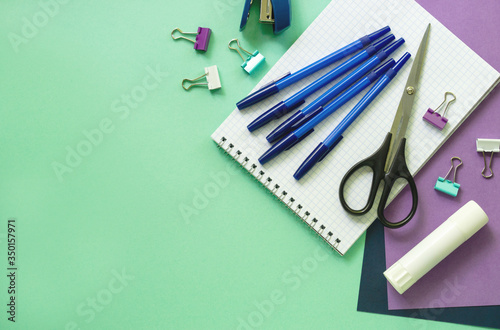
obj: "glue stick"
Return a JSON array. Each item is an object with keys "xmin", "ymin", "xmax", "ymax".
[{"xmin": 384, "ymin": 200, "xmax": 489, "ymax": 294}]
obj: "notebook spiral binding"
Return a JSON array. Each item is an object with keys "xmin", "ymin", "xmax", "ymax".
[{"xmin": 216, "ymin": 136, "xmax": 343, "ymax": 255}]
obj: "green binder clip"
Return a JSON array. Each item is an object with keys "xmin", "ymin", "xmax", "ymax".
[
  {"xmin": 228, "ymin": 39, "xmax": 265, "ymax": 75},
  {"xmin": 434, "ymin": 157, "xmax": 463, "ymax": 197}
]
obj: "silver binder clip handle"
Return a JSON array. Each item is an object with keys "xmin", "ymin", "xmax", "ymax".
[
  {"xmin": 481, "ymin": 151, "xmax": 494, "ymax": 179},
  {"xmin": 182, "ymin": 66, "xmax": 221, "ymax": 91},
  {"xmin": 434, "ymin": 92, "xmax": 456, "ymax": 118},
  {"xmin": 443, "ymin": 156, "xmax": 463, "ymax": 183},
  {"xmin": 171, "ymin": 28, "xmax": 197, "ymax": 43},
  {"xmin": 476, "ymin": 138, "xmax": 500, "ymax": 179}
]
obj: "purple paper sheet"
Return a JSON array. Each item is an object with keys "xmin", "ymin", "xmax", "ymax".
[{"xmin": 384, "ymin": 0, "xmax": 500, "ymax": 310}]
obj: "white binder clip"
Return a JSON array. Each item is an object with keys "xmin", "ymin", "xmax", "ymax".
[
  {"xmin": 228, "ymin": 39, "xmax": 265, "ymax": 74},
  {"xmin": 476, "ymin": 138, "xmax": 500, "ymax": 179},
  {"xmin": 182, "ymin": 65, "xmax": 221, "ymax": 91}
]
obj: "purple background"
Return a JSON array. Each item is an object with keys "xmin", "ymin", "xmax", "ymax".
[{"xmin": 384, "ymin": 0, "xmax": 500, "ymax": 310}]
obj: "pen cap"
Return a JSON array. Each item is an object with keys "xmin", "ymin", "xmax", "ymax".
[
  {"xmin": 384, "ymin": 201, "xmax": 488, "ymax": 295},
  {"xmin": 359, "ymin": 26, "xmax": 391, "ymax": 46},
  {"xmin": 365, "ymin": 35, "xmax": 395, "ymax": 56},
  {"xmin": 385, "ymin": 52, "xmax": 411, "ymax": 79},
  {"xmin": 376, "ymin": 38, "xmax": 405, "ymax": 61},
  {"xmin": 366, "ymin": 59, "xmax": 395, "ymax": 82}
]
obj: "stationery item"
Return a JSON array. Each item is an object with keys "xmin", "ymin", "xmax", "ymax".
[
  {"xmin": 262, "ymin": 40, "xmax": 401, "ymax": 141},
  {"xmin": 434, "ymin": 156, "xmax": 462, "ymax": 196},
  {"xmin": 266, "ymin": 57, "xmax": 396, "ymax": 145},
  {"xmin": 240, "ymin": 0, "xmax": 291, "ymax": 34},
  {"xmin": 423, "ymin": 92, "xmax": 456, "ymax": 130},
  {"xmin": 181, "ymin": 65, "xmax": 221, "ymax": 91},
  {"xmin": 295, "ymin": 54, "xmax": 411, "ymax": 180},
  {"xmin": 228, "ymin": 39, "xmax": 265, "ymax": 74},
  {"xmin": 211, "ymin": 0, "xmax": 500, "ymax": 255},
  {"xmin": 171, "ymin": 27, "xmax": 212, "ymax": 52},
  {"xmin": 385, "ymin": 201, "xmax": 488, "ymax": 294},
  {"xmin": 338, "ymin": 25, "xmax": 431, "ymax": 228},
  {"xmin": 258, "ymin": 52, "xmax": 400, "ymax": 165},
  {"xmin": 248, "ymin": 35, "xmax": 398, "ymax": 132},
  {"xmin": 476, "ymin": 138, "xmax": 499, "ymax": 178},
  {"xmin": 236, "ymin": 26, "xmax": 391, "ymax": 110},
  {"xmin": 358, "ymin": 221, "xmax": 500, "ymax": 329}
]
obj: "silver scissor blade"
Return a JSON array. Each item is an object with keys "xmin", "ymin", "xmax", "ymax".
[
  {"xmin": 405, "ymin": 23, "xmax": 431, "ymax": 93},
  {"xmin": 385, "ymin": 24, "xmax": 431, "ymax": 171}
]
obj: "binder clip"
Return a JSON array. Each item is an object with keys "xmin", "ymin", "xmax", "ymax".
[
  {"xmin": 476, "ymin": 138, "xmax": 500, "ymax": 179},
  {"xmin": 423, "ymin": 92, "xmax": 456, "ymax": 130},
  {"xmin": 182, "ymin": 65, "xmax": 221, "ymax": 91},
  {"xmin": 171, "ymin": 27, "xmax": 212, "ymax": 52},
  {"xmin": 434, "ymin": 157, "xmax": 463, "ymax": 197},
  {"xmin": 228, "ymin": 39, "xmax": 265, "ymax": 74},
  {"xmin": 240, "ymin": 0, "xmax": 291, "ymax": 34}
]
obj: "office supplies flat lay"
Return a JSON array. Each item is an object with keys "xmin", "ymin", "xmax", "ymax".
[
  {"xmin": 212, "ymin": 0, "xmax": 500, "ymax": 255},
  {"xmin": 423, "ymin": 92, "xmax": 456, "ymax": 130},
  {"xmin": 247, "ymin": 35, "xmax": 397, "ymax": 132},
  {"xmin": 171, "ymin": 27, "xmax": 212, "ymax": 52},
  {"xmin": 258, "ymin": 53, "xmax": 402, "ymax": 165},
  {"xmin": 228, "ymin": 39, "xmax": 265, "ymax": 74},
  {"xmin": 240, "ymin": 0, "xmax": 291, "ymax": 34},
  {"xmin": 476, "ymin": 138, "xmax": 499, "ymax": 178},
  {"xmin": 434, "ymin": 156, "xmax": 462, "ymax": 196},
  {"xmin": 384, "ymin": 201, "xmax": 488, "ymax": 294},
  {"xmin": 236, "ymin": 26, "xmax": 391, "ymax": 110},
  {"xmin": 339, "ymin": 25, "xmax": 431, "ymax": 228},
  {"xmin": 295, "ymin": 54, "xmax": 411, "ymax": 181},
  {"xmin": 182, "ymin": 65, "xmax": 221, "ymax": 91},
  {"xmin": 358, "ymin": 221, "xmax": 500, "ymax": 329}
]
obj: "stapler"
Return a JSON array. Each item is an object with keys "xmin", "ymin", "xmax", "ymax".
[{"xmin": 240, "ymin": 0, "xmax": 291, "ymax": 34}]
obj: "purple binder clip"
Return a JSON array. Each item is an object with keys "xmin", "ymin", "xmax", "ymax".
[
  {"xmin": 171, "ymin": 27, "xmax": 212, "ymax": 52},
  {"xmin": 194, "ymin": 27, "xmax": 211, "ymax": 51},
  {"xmin": 423, "ymin": 92, "xmax": 456, "ymax": 130}
]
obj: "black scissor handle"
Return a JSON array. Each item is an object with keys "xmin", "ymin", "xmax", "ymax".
[
  {"xmin": 377, "ymin": 138, "xmax": 418, "ymax": 228},
  {"xmin": 339, "ymin": 133, "xmax": 392, "ymax": 215}
]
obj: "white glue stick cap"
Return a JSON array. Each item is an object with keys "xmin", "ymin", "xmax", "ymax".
[{"xmin": 384, "ymin": 200, "xmax": 488, "ymax": 294}]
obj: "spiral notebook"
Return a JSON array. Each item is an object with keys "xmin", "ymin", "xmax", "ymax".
[{"xmin": 211, "ymin": 0, "xmax": 500, "ymax": 255}]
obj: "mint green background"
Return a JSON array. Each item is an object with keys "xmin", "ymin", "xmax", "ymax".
[{"xmin": 0, "ymin": 1, "xmax": 470, "ymax": 329}]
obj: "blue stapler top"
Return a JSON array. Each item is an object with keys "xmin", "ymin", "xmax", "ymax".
[{"xmin": 240, "ymin": 0, "xmax": 291, "ymax": 34}]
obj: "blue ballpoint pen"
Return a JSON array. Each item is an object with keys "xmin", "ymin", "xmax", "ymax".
[
  {"xmin": 247, "ymin": 34, "xmax": 396, "ymax": 132},
  {"xmin": 293, "ymin": 53, "xmax": 411, "ymax": 180},
  {"xmin": 258, "ymin": 52, "xmax": 404, "ymax": 165},
  {"xmin": 266, "ymin": 38, "xmax": 405, "ymax": 143},
  {"xmin": 236, "ymin": 26, "xmax": 391, "ymax": 110}
]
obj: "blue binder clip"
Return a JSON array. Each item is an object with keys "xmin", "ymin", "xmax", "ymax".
[
  {"xmin": 240, "ymin": 0, "xmax": 291, "ymax": 34},
  {"xmin": 228, "ymin": 39, "xmax": 265, "ymax": 74},
  {"xmin": 434, "ymin": 157, "xmax": 463, "ymax": 197}
]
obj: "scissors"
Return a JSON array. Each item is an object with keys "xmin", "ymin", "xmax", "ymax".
[{"xmin": 339, "ymin": 24, "xmax": 430, "ymax": 228}]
